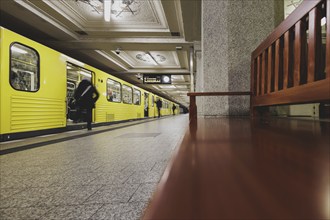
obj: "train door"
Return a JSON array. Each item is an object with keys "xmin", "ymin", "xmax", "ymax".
[
  {"xmin": 66, "ymin": 63, "xmax": 92, "ymax": 124},
  {"xmin": 144, "ymin": 92, "xmax": 149, "ymax": 117},
  {"xmin": 152, "ymin": 95, "xmax": 155, "ymax": 117}
]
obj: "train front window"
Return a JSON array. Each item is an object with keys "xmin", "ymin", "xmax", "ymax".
[
  {"xmin": 10, "ymin": 43, "xmax": 39, "ymax": 92},
  {"xmin": 107, "ymin": 79, "xmax": 122, "ymax": 102}
]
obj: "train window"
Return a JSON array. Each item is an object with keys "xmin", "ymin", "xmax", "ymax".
[
  {"xmin": 10, "ymin": 43, "xmax": 39, "ymax": 92},
  {"xmin": 67, "ymin": 63, "xmax": 92, "ymax": 83},
  {"xmin": 122, "ymin": 85, "xmax": 132, "ymax": 104},
  {"xmin": 133, "ymin": 88, "xmax": 141, "ymax": 105},
  {"xmin": 152, "ymin": 96, "xmax": 154, "ymax": 107},
  {"xmin": 107, "ymin": 79, "xmax": 122, "ymax": 102}
]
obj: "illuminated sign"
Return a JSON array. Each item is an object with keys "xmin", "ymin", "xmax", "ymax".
[{"xmin": 143, "ymin": 74, "xmax": 171, "ymax": 84}]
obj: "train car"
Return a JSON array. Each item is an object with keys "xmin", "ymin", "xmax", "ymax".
[{"xmin": 0, "ymin": 27, "xmax": 179, "ymax": 142}]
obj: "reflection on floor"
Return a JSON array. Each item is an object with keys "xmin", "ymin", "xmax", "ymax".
[{"xmin": 144, "ymin": 117, "xmax": 330, "ymax": 220}]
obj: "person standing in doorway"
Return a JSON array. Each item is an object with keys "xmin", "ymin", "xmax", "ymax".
[
  {"xmin": 172, "ymin": 104, "xmax": 176, "ymax": 115},
  {"xmin": 74, "ymin": 78, "xmax": 99, "ymax": 130},
  {"xmin": 156, "ymin": 98, "xmax": 162, "ymax": 118}
]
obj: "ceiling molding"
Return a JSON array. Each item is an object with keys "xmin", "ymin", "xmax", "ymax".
[
  {"xmin": 95, "ymin": 50, "xmax": 129, "ymax": 70},
  {"xmin": 14, "ymin": 0, "xmax": 79, "ymax": 40},
  {"xmin": 49, "ymin": 37, "xmax": 192, "ymax": 44},
  {"xmin": 174, "ymin": 0, "xmax": 185, "ymax": 38},
  {"xmin": 124, "ymin": 69, "xmax": 190, "ymax": 74}
]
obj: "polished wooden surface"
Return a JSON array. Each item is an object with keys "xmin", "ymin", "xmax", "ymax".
[{"xmin": 143, "ymin": 118, "xmax": 330, "ymax": 219}]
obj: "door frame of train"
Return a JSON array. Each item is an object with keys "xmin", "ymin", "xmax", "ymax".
[{"xmin": 65, "ymin": 62, "xmax": 93, "ymax": 124}]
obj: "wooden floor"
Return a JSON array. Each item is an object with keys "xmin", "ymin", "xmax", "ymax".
[{"xmin": 143, "ymin": 117, "xmax": 330, "ymax": 220}]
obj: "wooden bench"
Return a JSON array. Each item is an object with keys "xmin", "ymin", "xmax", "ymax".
[{"xmin": 143, "ymin": 0, "xmax": 330, "ymax": 219}]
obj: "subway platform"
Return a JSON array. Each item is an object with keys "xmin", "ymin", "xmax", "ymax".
[
  {"xmin": 0, "ymin": 115, "xmax": 189, "ymax": 220},
  {"xmin": 1, "ymin": 115, "xmax": 329, "ymax": 220}
]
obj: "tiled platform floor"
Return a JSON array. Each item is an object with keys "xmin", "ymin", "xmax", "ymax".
[{"xmin": 0, "ymin": 115, "xmax": 188, "ymax": 220}]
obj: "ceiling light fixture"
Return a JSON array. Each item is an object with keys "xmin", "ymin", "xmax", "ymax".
[
  {"xmin": 104, "ymin": 0, "xmax": 112, "ymax": 22},
  {"xmin": 145, "ymin": 53, "xmax": 158, "ymax": 65}
]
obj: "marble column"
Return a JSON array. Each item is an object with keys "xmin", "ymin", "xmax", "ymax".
[{"xmin": 198, "ymin": 0, "xmax": 283, "ymax": 116}]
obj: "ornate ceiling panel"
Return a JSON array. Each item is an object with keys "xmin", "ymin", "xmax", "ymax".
[
  {"xmin": 43, "ymin": 0, "xmax": 169, "ymax": 31},
  {"xmin": 116, "ymin": 51, "xmax": 180, "ymax": 68}
]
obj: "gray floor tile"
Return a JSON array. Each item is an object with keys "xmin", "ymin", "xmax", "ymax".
[
  {"xmin": 89, "ymin": 202, "xmax": 146, "ymax": 220},
  {"xmin": 39, "ymin": 185, "xmax": 102, "ymax": 206},
  {"xmin": 0, "ymin": 206, "xmax": 52, "ymax": 220},
  {"xmin": 51, "ymin": 173, "xmax": 99, "ymax": 187},
  {"xmin": 125, "ymin": 171, "xmax": 163, "ymax": 184},
  {"xmin": 150, "ymin": 161, "xmax": 169, "ymax": 173},
  {"xmin": 0, "ymin": 175, "xmax": 34, "ymax": 188},
  {"xmin": 0, "ymin": 187, "xmax": 62, "ymax": 208},
  {"xmin": 89, "ymin": 170, "xmax": 134, "ymax": 185},
  {"xmin": 123, "ymin": 162, "xmax": 156, "ymax": 172},
  {"xmin": 0, "ymin": 115, "xmax": 189, "ymax": 219},
  {"xmin": 84, "ymin": 184, "xmax": 140, "ymax": 204},
  {"xmin": 40, "ymin": 204, "xmax": 102, "ymax": 220},
  {"xmin": 0, "ymin": 188, "xmax": 25, "ymax": 200},
  {"xmin": 129, "ymin": 183, "xmax": 157, "ymax": 202}
]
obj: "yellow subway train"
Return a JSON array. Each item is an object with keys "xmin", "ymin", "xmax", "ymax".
[{"xmin": 0, "ymin": 27, "xmax": 179, "ymax": 142}]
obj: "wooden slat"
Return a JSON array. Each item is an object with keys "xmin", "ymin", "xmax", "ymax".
[
  {"xmin": 274, "ymin": 39, "xmax": 280, "ymax": 92},
  {"xmin": 257, "ymin": 56, "xmax": 261, "ymax": 95},
  {"xmin": 283, "ymin": 31, "xmax": 290, "ymax": 88},
  {"xmin": 252, "ymin": 0, "xmax": 322, "ymax": 59},
  {"xmin": 294, "ymin": 21, "xmax": 302, "ymax": 86},
  {"xmin": 253, "ymin": 78, "xmax": 330, "ymax": 107},
  {"xmin": 250, "ymin": 58, "xmax": 256, "ymax": 115},
  {"xmin": 261, "ymin": 51, "xmax": 266, "ymax": 95},
  {"xmin": 251, "ymin": 58, "xmax": 257, "ymax": 96},
  {"xmin": 267, "ymin": 46, "xmax": 273, "ymax": 93},
  {"xmin": 327, "ymin": 0, "xmax": 330, "ymax": 78},
  {"xmin": 308, "ymin": 7, "xmax": 322, "ymax": 82}
]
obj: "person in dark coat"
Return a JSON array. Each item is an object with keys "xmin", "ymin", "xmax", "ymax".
[
  {"xmin": 74, "ymin": 78, "xmax": 99, "ymax": 130},
  {"xmin": 172, "ymin": 104, "xmax": 176, "ymax": 115},
  {"xmin": 156, "ymin": 98, "xmax": 162, "ymax": 118}
]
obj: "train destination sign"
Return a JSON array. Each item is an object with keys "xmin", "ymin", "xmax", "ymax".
[{"xmin": 143, "ymin": 74, "xmax": 171, "ymax": 84}]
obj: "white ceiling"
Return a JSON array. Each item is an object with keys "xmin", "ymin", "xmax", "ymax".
[{"xmin": 0, "ymin": 0, "xmax": 201, "ymax": 107}]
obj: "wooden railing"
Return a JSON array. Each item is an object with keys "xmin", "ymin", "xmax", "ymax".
[{"xmin": 251, "ymin": 0, "xmax": 330, "ymax": 116}]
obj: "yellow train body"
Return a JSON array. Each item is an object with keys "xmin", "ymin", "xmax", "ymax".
[{"xmin": 0, "ymin": 27, "xmax": 179, "ymax": 141}]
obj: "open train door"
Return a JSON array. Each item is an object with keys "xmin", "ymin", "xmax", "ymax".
[
  {"xmin": 66, "ymin": 63, "xmax": 92, "ymax": 124},
  {"xmin": 144, "ymin": 92, "xmax": 149, "ymax": 117}
]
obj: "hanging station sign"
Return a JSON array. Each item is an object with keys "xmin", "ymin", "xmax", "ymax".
[{"xmin": 143, "ymin": 74, "xmax": 172, "ymax": 84}]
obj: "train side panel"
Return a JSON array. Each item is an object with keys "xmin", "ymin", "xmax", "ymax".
[
  {"xmin": 90, "ymin": 68, "xmax": 145, "ymax": 122},
  {"xmin": 0, "ymin": 27, "xmax": 66, "ymax": 137}
]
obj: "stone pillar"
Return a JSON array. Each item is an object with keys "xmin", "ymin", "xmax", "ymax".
[{"xmin": 199, "ymin": 0, "xmax": 283, "ymax": 116}]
